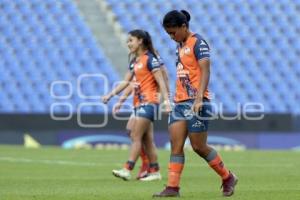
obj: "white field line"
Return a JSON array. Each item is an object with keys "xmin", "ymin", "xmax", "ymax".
[
  {"xmin": 0, "ymin": 156, "xmax": 296, "ymax": 168},
  {"xmin": 0, "ymin": 157, "xmax": 105, "ymax": 167}
]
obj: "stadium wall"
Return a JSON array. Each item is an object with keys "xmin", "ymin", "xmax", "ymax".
[{"xmin": 1, "ymin": 114, "xmax": 300, "ymax": 150}]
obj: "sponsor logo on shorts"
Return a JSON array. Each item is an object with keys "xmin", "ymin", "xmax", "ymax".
[
  {"xmin": 137, "ymin": 107, "xmax": 146, "ymax": 114},
  {"xmin": 183, "ymin": 109, "xmax": 193, "ymax": 117},
  {"xmin": 192, "ymin": 120, "xmax": 204, "ymax": 128}
]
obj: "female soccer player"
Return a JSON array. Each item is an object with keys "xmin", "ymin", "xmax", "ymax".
[
  {"xmin": 102, "ymin": 29, "xmax": 171, "ymax": 181},
  {"xmin": 113, "ymin": 85, "xmax": 151, "ymax": 180},
  {"xmin": 114, "ymin": 62, "xmax": 169, "ymax": 180},
  {"xmin": 153, "ymin": 10, "xmax": 238, "ymax": 197}
]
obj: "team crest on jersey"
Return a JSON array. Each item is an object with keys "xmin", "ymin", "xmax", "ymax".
[
  {"xmin": 180, "ymin": 47, "xmax": 191, "ymax": 57},
  {"xmin": 184, "ymin": 47, "xmax": 191, "ymax": 55}
]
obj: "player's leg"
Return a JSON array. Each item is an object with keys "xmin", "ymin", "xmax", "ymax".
[
  {"xmin": 128, "ymin": 116, "xmax": 152, "ymax": 163},
  {"xmin": 136, "ymin": 124, "xmax": 152, "ymax": 179},
  {"xmin": 153, "ymin": 101, "xmax": 190, "ymax": 197},
  {"xmin": 142, "ymin": 122, "xmax": 157, "ymax": 163},
  {"xmin": 188, "ymin": 132, "xmax": 231, "ymax": 178},
  {"xmin": 153, "ymin": 120, "xmax": 188, "ymax": 197},
  {"xmin": 139, "ymin": 122, "xmax": 162, "ymax": 181},
  {"xmin": 112, "ymin": 115, "xmax": 135, "ymax": 180},
  {"xmin": 188, "ymin": 132, "xmax": 237, "ymax": 196},
  {"xmin": 125, "ymin": 113, "xmax": 135, "ymax": 136},
  {"xmin": 126, "ymin": 113, "xmax": 150, "ymax": 180},
  {"xmin": 138, "ymin": 104, "xmax": 161, "ymax": 181},
  {"xmin": 112, "ymin": 116, "xmax": 151, "ymax": 180},
  {"xmin": 188, "ymin": 100, "xmax": 238, "ymax": 196}
]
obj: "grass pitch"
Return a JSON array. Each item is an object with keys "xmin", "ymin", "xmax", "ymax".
[{"xmin": 0, "ymin": 145, "xmax": 299, "ymax": 200}]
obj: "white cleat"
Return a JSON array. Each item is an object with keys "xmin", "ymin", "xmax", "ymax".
[
  {"xmin": 139, "ymin": 172, "xmax": 162, "ymax": 181},
  {"xmin": 112, "ymin": 168, "xmax": 131, "ymax": 181}
]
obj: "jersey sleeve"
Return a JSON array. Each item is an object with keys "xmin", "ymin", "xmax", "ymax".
[
  {"xmin": 194, "ymin": 38, "xmax": 210, "ymax": 60},
  {"xmin": 147, "ymin": 54, "xmax": 161, "ymax": 71},
  {"xmin": 157, "ymin": 55, "xmax": 164, "ymax": 65}
]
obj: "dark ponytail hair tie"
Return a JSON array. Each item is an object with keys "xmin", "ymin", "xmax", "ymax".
[
  {"xmin": 180, "ymin": 10, "xmax": 191, "ymax": 22},
  {"xmin": 162, "ymin": 10, "xmax": 191, "ymax": 28}
]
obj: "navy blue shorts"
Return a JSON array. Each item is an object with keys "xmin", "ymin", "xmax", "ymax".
[
  {"xmin": 168, "ymin": 99, "xmax": 212, "ymax": 133},
  {"xmin": 134, "ymin": 104, "xmax": 159, "ymax": 122}
]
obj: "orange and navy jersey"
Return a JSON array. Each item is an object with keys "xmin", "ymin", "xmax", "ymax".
[
  {"xmin": 174, "ymin": 33, "xmax": 210, "ymax": 102},
  {"xmin": 129, "ymin": 51, "xmax": 162, "ymax": 107}
]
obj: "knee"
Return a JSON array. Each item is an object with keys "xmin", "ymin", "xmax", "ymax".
[
  {"xmin": 130, "ymin": 132, "xmax": 142, "ymax": 142},
  {"xmin": 144, "ymin": 141, "xmax": 155, "ymax": 150},
  {"xmin": 191, "ymin": 144, "xmax": 208, "ymax": 157},
  {"xmin": 171, "ymin": 143, "xmax": 184, "ymax": 155}
]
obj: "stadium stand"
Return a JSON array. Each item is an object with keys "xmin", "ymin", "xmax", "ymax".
[
  {"xmin": 0, "ymin": 0, "xmax": 299, "ymax": 114},
  {"xmin": 106, "ymin": 0, "xmax": 300, "ymax": 113},
  {"xmin": 0, "ymin": 0, "xmax": 119, "ymax": 113}
]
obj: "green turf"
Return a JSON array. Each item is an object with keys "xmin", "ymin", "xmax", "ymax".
[{"xmin": 0, "ymin": 145, "xmax": 299, "ymax": 200}]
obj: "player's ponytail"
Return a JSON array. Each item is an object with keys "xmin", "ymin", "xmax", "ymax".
[
  {"xmin": 143, "ymin": 31, "xmax": 158, "ymax": 59},
  {"xmin": 162, "ymin": 9, "xmax": 191, "ymax": 28}
]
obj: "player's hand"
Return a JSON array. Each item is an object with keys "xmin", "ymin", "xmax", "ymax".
[
  {"xmin": 192, "ymin": 98, "xmax": 203, "ymax": 113},
  {"xmin": 101, "ymin": 94, "xmax": 112, "ymax": 104},
  {"xmin": 113, "ymin": 102, "xmax": 122, "ymax": 113}
]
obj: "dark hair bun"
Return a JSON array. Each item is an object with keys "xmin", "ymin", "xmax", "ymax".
[{"xmin": 181, "ymin": 10, "xmax": 191, "ymax": 22}]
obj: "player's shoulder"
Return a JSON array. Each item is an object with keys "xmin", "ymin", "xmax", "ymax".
[
  {"xmin": 193, "ymin": 33, "xmax": 209, "ymax": 47},
  {"xmin": 146, "ymin": 51, "xmax": 157, "ymax": 59},
  {"xmin": 145, "ymin": 51, "xmax": 161, "ymax": 69},
  {"xmin": 146, "ymin": 51, "xmax": 160, "ymax": 63},
  {"xmin": 192, "ymin": 33, "xmax": 210, "ymax": 60}
]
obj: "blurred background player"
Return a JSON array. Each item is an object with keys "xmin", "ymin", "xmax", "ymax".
[
  {"xmin": 114, "ymin": 59, "xmax": 170, "ymax": 180},
  {"xmin": 102, "ymin": 29, "xmax": 171, "ymax": 181},
  {"xmin": 114, "ymin": 84, "xmax": 151, "ymax": 180},
  {"xmin": 153, "ymin": 10, "xmax": 238, "ymax": 197}
]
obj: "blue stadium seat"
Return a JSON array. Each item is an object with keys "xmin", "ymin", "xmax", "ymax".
[
  {"xmin": 0, "ymin": 0, "xmax": 120, "ymax": 113},
  {"xmin": 1, "ymin": 0, "xmax": 299, "ymax": 114},
  {"xmin": 107, "ymin": 0, "xmax": 300, "ymax": 114}
]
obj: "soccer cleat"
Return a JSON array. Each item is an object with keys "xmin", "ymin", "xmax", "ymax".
[
  {"xmin": 153, "ymin": 186, "xmax": 180, "ymax": 197},
  {"xmin": 112, "ymin": 168, "xmax": 131, "ymax": 181},
  {"xmin": 136, "ymin": 165, "xmax": 149, "ymax": 180},
  {"xmin": 139, "ymin": 172, "xmax": 162, "ymax": 181},
  {"xmin": 221, "ymin": 172, "xmax": 238, "ymax": 197}
]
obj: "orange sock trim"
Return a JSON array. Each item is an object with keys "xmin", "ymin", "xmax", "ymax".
[
  {"xmin": 208, "ymin": 154, "xmax": 230, "ymax": 180},
  {"xmin": 167, "ymin": 163, "xmax": 184, "ymax": 187}
]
